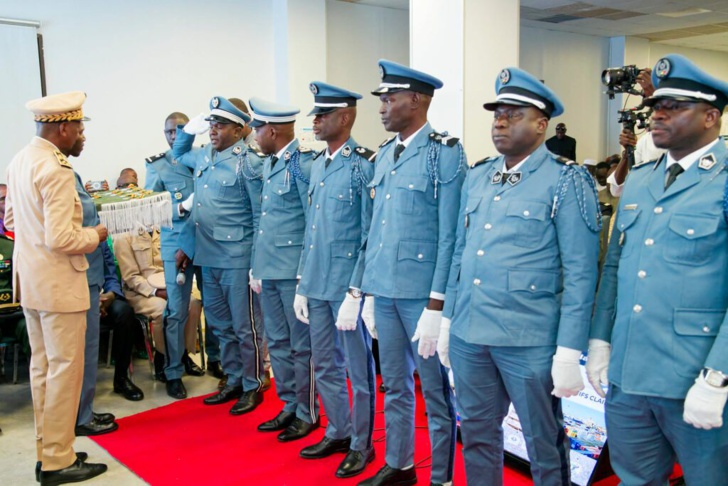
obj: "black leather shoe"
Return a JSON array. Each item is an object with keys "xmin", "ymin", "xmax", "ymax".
[
  {"xmin": 277, "ymin": 417, "xmax": 320, "ymax": 442},
  {"xmin": 183, "ymin": 353, "xmax": 205, "ymax": 376},
  {"xmin": 258, "ymin": 411, "xmax": 296, "ymax": 432},
  {"xmin": 203, "ymin": 385, "xmax": 242, "ymax": 405},
  {"xmin": 217, "ymin": 375, "xmax": 228, "ymax": 390},
  {"xmin": 92, "ymin": 412, "xmax": 116, "ymax": 425},
  {"xmin": 208, "ymin": 360, "xmax": 225, "ymax": 379},
  {"xmin": 75, "ymin": 419, "xmax": 118, "ymax": 437},
  {"xmin": 166, "ymin": 378, "xmax": 187, "ymax": 400},
  {"xmin": 336, "ymin": 447, "xmax": 375, "ymax": 478},
  {"xmin": 36, "ymin": 453, "xmax": 88, "ymax": 482},
  {"xmin": 300, "ymin": 436, "xmax": 351, "ymax": 459},
  {"xmin": 153, "ymin": 351, "xmax": 167, "ymax": 383},
  {"xmin": 113, "ymin": 377, "xmax": 144, "ymax": 401},
  {"xmin": 39, "ymin": 459, "xmax": 107, "ymax": 486},
  {"xmin": 358, "ymin": 464, "xmax": 416, "ymax": 486},
  {"xmin": 229, "ymin": 390, "xmax": 263, "ymax": 415}
]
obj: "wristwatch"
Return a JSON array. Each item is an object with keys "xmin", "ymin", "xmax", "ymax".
[
  {"xmin": 702, "ymin": 368, "xmax": 728, "ymax": 388},
  {"xmin": 349, "ymin": 288, "xmax": 363, "ymax": 298}
]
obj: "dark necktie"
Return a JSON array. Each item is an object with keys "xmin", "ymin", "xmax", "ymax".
[
  {"xmin": 325, "ymin": 157, "xmax": 332, "ymax": 169},
  {"xmin": 665, "ymin": 164, "xmax": 684, "ymax": 190},
  {"xmin": 270, "ymin": 155, "xmax": 279, "ymax": 169},
  {"xmin": 393, "ymin": 144, "xmax": 405, "ymax": 161},
  {"xmin": 502, "ymin": 172, "xmax": 509, "ymax": 185}
]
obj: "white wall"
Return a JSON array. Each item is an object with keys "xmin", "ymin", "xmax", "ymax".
[
  {"xmin": 520, "ymin": 26, "xmax": 610, "ymax": 163},
  {"xmin": 0, "ymin": 0, "xmax": 276, "ymax": 186},
  {"xmin": 326, "ymin": 0, "xmax": 409, "ymax": 150}
]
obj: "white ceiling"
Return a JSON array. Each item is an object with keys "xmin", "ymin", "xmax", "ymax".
[{"xmin": 339, "ymin": 0, "xmax": 728, "ymax": 53}]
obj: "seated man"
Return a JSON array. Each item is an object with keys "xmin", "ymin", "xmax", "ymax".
[
  {"xmin": 113, "ymin": 227, "xmax": 204, "ymax": 382},
  {"xmin": 100, "ymin": 242, "xmax": 144, "ymax": 401}
]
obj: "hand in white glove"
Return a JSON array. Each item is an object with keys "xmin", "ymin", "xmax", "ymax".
[
  {"xmin": 437, "ymin": 318, "xmax": 451, "ymax": 368},
  {"xmin": 336, "ymin": 292, "xmax": 361, "ymax": 331},
  {"xmin": 683, "ymin": 372, "xmax": 728, "ymax": 429},
  {"xmin": 551, "ymin": 346, "xmax": 584, "ymax": 398},
  {"xmin": 411, "ymin": 308, "xmax": 442, "ymax": 359},
  {"xmin": 585, "ymin": 339, "xmax": 610, "ymax": 398},
  {"xmin": 178, "ymin": 193, "xmax": 195, "ymax": 216},
  {"xmin": 248, "ymin": 269, "xmax": 261, "ymax": 294},
  {"xmin": 293, "ymin": 294, "xmax": 309, "ymax": 324},
  {"xmin": 361, "ymin": 295, "xmax": 377, "ymax": 340},
  {"xmin": 183, "ymin": 113, "xmax": 210, "ymax": 135}
]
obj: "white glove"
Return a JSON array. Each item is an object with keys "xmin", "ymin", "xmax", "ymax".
[
  {"xmin": 361, "ymin": 295, "xmax": 377, "ymax": 340},
  {"xmin": 411, "ymin": 308, "xmax": 442, "ymax": 359},
  {"xmin": 586, "ymin": 339, "xmax": 610, "ymax": 398},
  {"xmin": 551, "ymin": 346, "xmax": 584, "ymax": 398},
  {"xmin": 683, "ymin": 373, "xmax": 728, "ymax": 429},
  {"xmin": 183, "ymin": 113, "xmax": 210, "ymax": 135},
  {"xmin": 336, "ymin": 292, "xmax": 361, "ymax": 331},
  {"xmin": 293, "ymin": 294, "xmax": 309, "ymax": 324},
  {"xmin": 437, "ymin": 318, "xmax": 451, "ymax": 368},
  {"xmin": 248, "ymin": 269, "xmax": 261, "ymax": 294},
  {"xmin": 177, "ymin": 193, "xmax": 195, "ymax": 216}
]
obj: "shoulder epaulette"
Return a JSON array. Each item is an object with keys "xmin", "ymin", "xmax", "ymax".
[
  {"xmin": 145, "ymin": 152, "xmax": 165, "ymax": 164},
  {"xmin": 313, "ymin": 148, "xmax": 326, "ymax": 160},
  {"xmin": 429, "ymin": 131, "xmax": 460, "ymax": 147},
  {"xmin": 299, "ymin": 146, "xmax": 313, "ymax": 154},
  {"xmin": 53, "ymin": 150, "xmax": 72, "ymax": 169},
  {"xmin": 379, "ymin": 136, "xmax": 396, "ymax": 148},
  {"xmin": 634, "ymin": 157, "xmax": 659, "ymax": 169},
  {"xmin": 470, "ymin": 157, "xmax": 495, "ymax": 169},
  {"xmin": 355, "ymin": 146, "xmax": 376, "ymax": 162},
  {"xmin": 553, "ymin": 155, "xmax": 576, "ymax": 166}
]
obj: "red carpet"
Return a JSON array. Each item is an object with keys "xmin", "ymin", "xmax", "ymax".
[{"xmin": 91, "ymin": 378, "xmax": 622, "ymax": 485}]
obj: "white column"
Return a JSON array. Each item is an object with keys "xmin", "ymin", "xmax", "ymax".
[{"xmin": 410, "ymin": 0, "xmax": 520, "ymax": 160}]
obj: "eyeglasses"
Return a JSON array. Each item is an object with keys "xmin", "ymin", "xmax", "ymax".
[{"xmin": 493, "ymin": 109, "xmax": 526, "ymax": 122}]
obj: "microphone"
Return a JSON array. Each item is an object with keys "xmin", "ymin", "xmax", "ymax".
[{"xmin": 176, "ymin": 267, "xmax": 186, "ymax": 286}]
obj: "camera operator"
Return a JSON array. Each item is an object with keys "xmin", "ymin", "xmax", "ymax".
[{"xmin": 607, "ymin": 68, "xmax": 666, "ymax": 197}]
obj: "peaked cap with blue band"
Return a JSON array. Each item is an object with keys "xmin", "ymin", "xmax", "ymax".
[
  {"xmin": 644, "ymin": 53, "xmax": 728, "ymax": 112},
  {"xmin": 308, "ymin": 81, "xmax": 362, "ymax": 116},
  {"xmin": 483, "ymin": 67, "xmax": 564, "ymax": 119},
  {"xmin": 205, "ymin": 96, "xmax": 251, "ymax": 126},
  {"xmin": 248, "ymin": 97, "xmax": 300, "ymax": 128},
  {"xmin": 371, "ymin": 59, "xmax": 444, "ymax": 97}
]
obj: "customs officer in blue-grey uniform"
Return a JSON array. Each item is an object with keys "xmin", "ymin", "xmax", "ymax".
[
  {"xmin": 173, "ymin": 96, "xmax": 266, "ymax": 415},
  {"xmin": 358, "ymin": 59, "xmax": 465, "ymax": 486},
  {"xmin": 440, "ymin": 67, "xmax": 601, "ymax": 486},
  {"xmin": 144, "ymin": 111, "xmax": 206, "ymax": 400},
  {"xmin": 74, "ymin": 172, "xmax": 120, "ymax": 437},
  {"xmin": 293, "ymin": 81, "xmax": 377, "ymax": 478},
  {"xmin": 248, "ymin": 97, "xmax": 319, "ymax": 442},
  {"xmin": 588, "ymin": 54, "xmax": 728, "ymax": 486}
]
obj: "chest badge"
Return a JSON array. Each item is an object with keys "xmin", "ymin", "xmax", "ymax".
[
  {"xmin": 174, "ymin": 192, "xmax": 183, "ymax": 200},
  {"xmin": 698, "ymin": 154, "xmax": 716, "ymax": 171}
]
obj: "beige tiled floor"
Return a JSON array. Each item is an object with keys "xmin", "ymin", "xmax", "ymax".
[{"xmin": 0, "ymin": 352, "xmax": 218, "ymax": 486}]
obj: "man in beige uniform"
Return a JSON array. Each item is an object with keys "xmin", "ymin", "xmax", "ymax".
[{"xmin": 5, "ymin": 91, "xmax": 108, "ymax": 485}]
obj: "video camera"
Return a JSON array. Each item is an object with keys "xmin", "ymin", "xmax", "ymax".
[
  {"xmin": 601, "ymin": 65, "xmax": 642, "ymax": 99},
  {"xmin": 601, "ymin": 65, "xmax": 653, "ymax": 168}
]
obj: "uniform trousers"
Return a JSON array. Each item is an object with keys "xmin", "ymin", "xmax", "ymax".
[
  {"xmin": 260, "ymin": 279, "xmax": 317, "ymax": 423},
  {"xmin": 308, "ymin": 297, "xmax": 375, "ymax": 450},
  {"xmin": 449, "ymin": 335, "xmax": 569, "ymax": 486},
  {"xmin": 162, "ymin": 262, "xmax": 193, "ymax": 380},
  {"xmin": 606, "ymin": 384, "xmax": 728, "ymax": 486},
  {"xmin": 25, "ymin": 306, "xmax": 86, "ymax": 471},
  {"xmin": 77, "ymin": 285, "xmax": 101, "ymax": 426},
  {"xmin": 374, "ymin": 297, "xmax": 456, "ymax": 484},
  {"xmin": 202, "ymin": 266, "xmax": 264, "ymax": 392}
]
